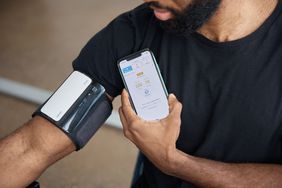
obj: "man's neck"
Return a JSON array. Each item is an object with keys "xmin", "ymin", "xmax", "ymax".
[{"xmin": 197, "ymin": 0, "xmax": 278, "ymax": 42}]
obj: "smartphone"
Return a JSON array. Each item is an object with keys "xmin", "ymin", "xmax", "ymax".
[{"xmin": 118, "ymin": 49, "xmax": 169, "ymax": 120}]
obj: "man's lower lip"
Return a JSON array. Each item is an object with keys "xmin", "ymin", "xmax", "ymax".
[{"xmin": 153, "ymin": 10, "xmax": 172, "ymax": 21}]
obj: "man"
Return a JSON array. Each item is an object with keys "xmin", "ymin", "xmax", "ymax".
[
  {"xmin": 1, "ymin": 0, "xmax": 282, "ymax": 187},
  {"xmin": 114, "ymin": 0, "xmax": 282, "ymax": 187},
  {"xmin": 76, "ymin": 0, "xmax": 281, "ymax": 187}
]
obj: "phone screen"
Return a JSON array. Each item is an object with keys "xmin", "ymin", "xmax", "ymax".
[{"xmin": 119, "ymin": 50, "xmax": 169, "ymax": 120}]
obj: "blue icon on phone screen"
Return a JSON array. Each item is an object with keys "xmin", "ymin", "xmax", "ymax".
[{"xmin": 122, "ymin": 66, "xmax": 133, "ymax": 74}]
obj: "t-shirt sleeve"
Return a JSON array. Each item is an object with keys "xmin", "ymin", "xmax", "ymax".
[{"xmin": 72, "ymin": 12, "xmax": 138, "ymax": 98}]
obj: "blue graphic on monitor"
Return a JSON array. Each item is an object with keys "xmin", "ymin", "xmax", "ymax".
[{"xmin": 122, "ymin": 66, "xmax": 133, "ymax": 74}]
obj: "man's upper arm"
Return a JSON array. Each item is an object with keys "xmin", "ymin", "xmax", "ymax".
[
  {"xmin": 72, "ymin": 12, "xmax": 137, "ymax": 98},
  {"xmin": 72, "ymin": 3, "xmax": 154, "ymax": 97}
]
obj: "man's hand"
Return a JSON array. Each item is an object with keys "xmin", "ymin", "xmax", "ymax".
[
  {"xmin": 119, "ymin": 89, "xmax": 282, "ymax": 188},
  {"xmin": 118, "ymin": 89, "xmax": 183, "ymax": 174}
]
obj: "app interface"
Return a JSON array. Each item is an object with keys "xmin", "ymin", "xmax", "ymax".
[{"xmin": 120, "ymin": 51, "xmax": 169, "ymax": 120}]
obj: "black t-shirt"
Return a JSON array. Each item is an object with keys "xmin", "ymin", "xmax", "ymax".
[{"xmin": 73, "ymin": 2, "xmax": 282, "ymax": 188}]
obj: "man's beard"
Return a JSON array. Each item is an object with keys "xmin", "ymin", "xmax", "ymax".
[{"xmin": 150, "ymin": 0, "xmax": 221, "ymax": 37}]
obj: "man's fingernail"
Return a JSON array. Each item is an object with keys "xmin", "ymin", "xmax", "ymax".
[{"xmin": 169, "ymin": 94, "xmax": 176, "ymax": 98}]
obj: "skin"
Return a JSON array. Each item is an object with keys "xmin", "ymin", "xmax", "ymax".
[
  {"xmin": 119, "ymin": 0, "xmax": 282, "ymax": 187},
  {"xmin": 146, "ymin": 0, "xmax": 278, "ymax": 41},
  {"xmin": 0, "ymin": 116, "xmax": 76, "ymax": 188}
]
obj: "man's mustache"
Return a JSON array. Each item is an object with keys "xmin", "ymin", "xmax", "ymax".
[{"xmin": 147, "ymin": 1, "xmax": 176, "ymax": 13}]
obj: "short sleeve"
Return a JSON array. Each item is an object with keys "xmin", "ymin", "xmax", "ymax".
[
  {"xmin": 73, "ymin": 4, "xmax": 154, "ymax": 97},
  {"xmin": 73, "ymin": 13, "xmax": 135, "ymax": 97}
]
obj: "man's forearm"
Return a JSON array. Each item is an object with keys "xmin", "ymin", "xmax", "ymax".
[
  {"xmin": 0, "ymin": 116, "xmax": 75, "ymax": 188},
  {"xmin": 170, "ymin": 150, "xmax": 282, "ymax": 188}
]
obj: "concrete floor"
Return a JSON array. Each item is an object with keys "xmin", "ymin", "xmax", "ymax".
[{"xmin": 0, "ymin": 0, "xmax": 141, "ymax": 187}]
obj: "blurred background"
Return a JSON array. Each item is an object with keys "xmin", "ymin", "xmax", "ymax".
[{"xmin": 0, "ymin": 0, "xmax": 141, "ymax": 187}]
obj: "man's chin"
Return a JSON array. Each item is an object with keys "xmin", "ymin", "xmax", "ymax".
[{"xmin": 157, "ymin": 0, "xmax": 221, "ymax": 37}]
